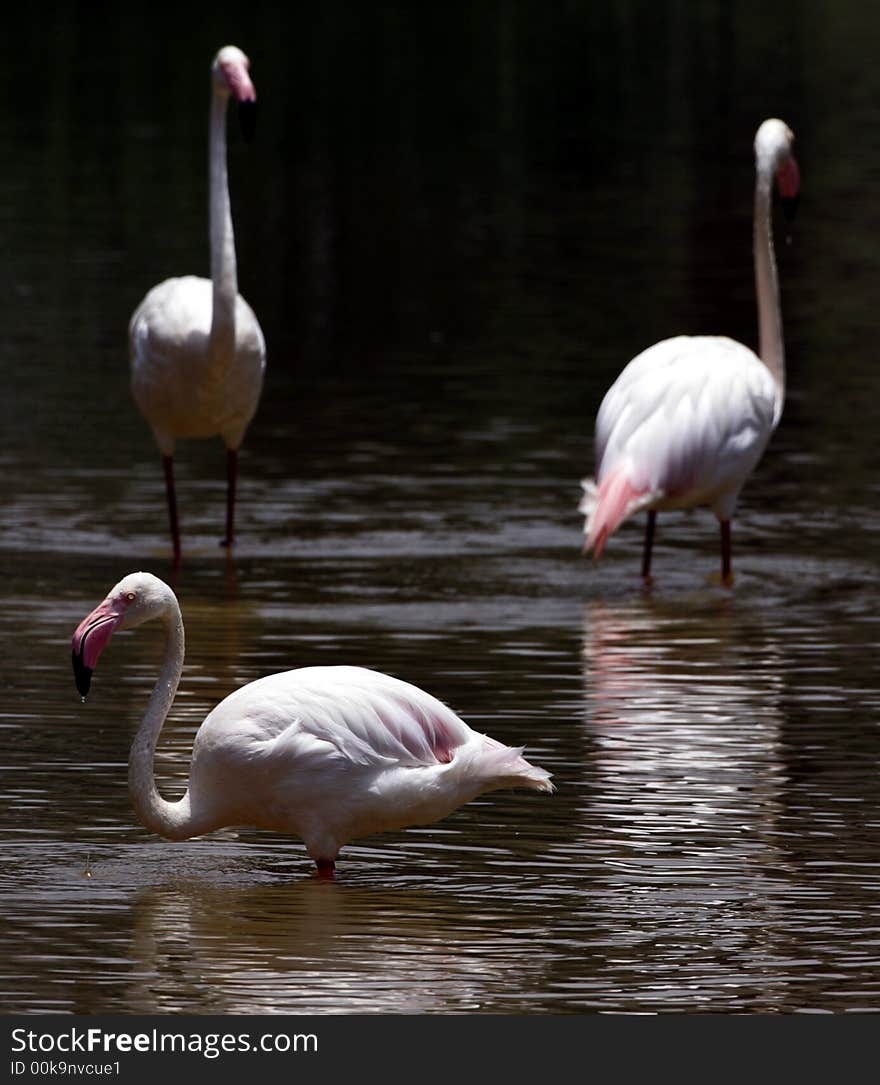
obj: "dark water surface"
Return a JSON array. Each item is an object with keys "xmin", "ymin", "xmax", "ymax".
[{"xmin": 2, "ymin": 4, "xmax": 880, "ymax": 1014}]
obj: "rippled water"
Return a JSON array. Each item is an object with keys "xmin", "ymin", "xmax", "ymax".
[{"xmin": 3, "ymin": 3, "xmax": 880, "ymax": 1015}]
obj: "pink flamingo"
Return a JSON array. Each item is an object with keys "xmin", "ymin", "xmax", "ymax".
[
  {"xmin": 579, "ymin": 118, "xmax": 800, "ymax": 584},
  {"xmin": 71, "ymin": 572, "xmax": 553, "ymax": 877},
  {"xmin": 129, "ymin": 46, "xmax": 266, "ymax": 561}
]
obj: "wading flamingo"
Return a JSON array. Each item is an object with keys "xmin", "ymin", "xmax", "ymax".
[
  {"xmin": 71, "ymin": 573, "xmax": 553, "ymax": 877},
  {"xmin": 129, "ymin": 46, "xmax": 266, "ymax": 562},
  {"xmin": 579, "ymin": 118, "xmax": 800, "ymax": 584}
]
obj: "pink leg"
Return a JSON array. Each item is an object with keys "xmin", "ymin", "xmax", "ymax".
[
  {"xmin": 162, "ymin": 455, "xmax": 181, "ymax": 563},
  {"xmin": 641, "ymin": 510, "xmax": 656, "ymax": 581},
  {"xmin": 222, "ymin": 447, "xmax": 238, "ymax": 549},
  {"xmin": 314, "ymin": 858, "xmax": 336, "ymax": 880},
  {"xmin": 720, "ymin": 519, "xmax": 732, "ymax": 585}
]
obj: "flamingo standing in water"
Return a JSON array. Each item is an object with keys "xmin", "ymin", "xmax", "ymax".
[
  {"xmin": 579, "ymin": 118, "xmax": 800, "ymax": 584},
  {"xmin": 71, "ymin": 573, "xmax": 553, "ymax": 877},
  {"xmin": 129, "ymin": 46, "xmax": 266, "ymax": 562}
]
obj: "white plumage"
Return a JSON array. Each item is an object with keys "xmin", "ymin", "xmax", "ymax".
[
  {"xmin": 129, "ymin": 45, "xmax": 266, "ymax": 560},
  {"xmin": 580, "ymin": 118, "xmax": 800, "ymax": 582},
  {"xmin": 130, "ymin": 279, "xmax": 264, "ymax": 449},
  {"xmin": 71, "ymin": 573, "xmax": 553, "ymax": 877}
]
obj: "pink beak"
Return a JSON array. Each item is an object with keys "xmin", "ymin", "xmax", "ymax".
[
  {"xmin": 220, "ymin": 56, "xmax": 257, "ymax": 142},
  {"xmin": 72, "ymin": 600, "xmax": 122, "ymax": 697},
  {"xmin": 776, "ymin": 156, "xmax": 800, "ymax": 200},
  {"xmin": 220, "ymin": 57, "xmax": 256, "ymax": 103},
  {"xmin": 776, "ymin": 156, "xmax": 800, "ymax": 222}
]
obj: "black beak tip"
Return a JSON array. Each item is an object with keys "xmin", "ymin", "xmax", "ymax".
[
  {"xmin": 781, "ymin": 194, "xmax": 799, "ymax": 223},
  {"xmin": 72, "ymin": 650, "xmax": 93, "ymax": 698},
  {"xmin": 238, "ymin": 99, "xmax": 257, "ymax": 143}
]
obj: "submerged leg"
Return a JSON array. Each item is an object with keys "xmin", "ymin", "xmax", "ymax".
[
  {"xmin": 162, "ymin": 455, "xmax": 181, "ymax": 563},
  {"xmin": 720, "ymin": 519, "xmax": 733, "ymax": 586},
  {"xmin": 314, "ymin": 858, "xmax": 336, "ymax": 880},
  {"xmin": 641, "ymin": 510, "xmax": 657, "ymax": 581},
  {"xmin": 222, "ymin": 447, "xmax": 238, "ymax": 549}
]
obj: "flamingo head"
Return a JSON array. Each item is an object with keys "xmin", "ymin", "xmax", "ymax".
[
  {"xmin": 212, "ymin": 45, "xmax": 257, "ymax": 141},
  {"xmin": 71, "ymin": 572, "xmax": 175, "ymax": 698},
  {"xmin": 755, "ymin": 118, "xmax": 800, "ymax": 221}
]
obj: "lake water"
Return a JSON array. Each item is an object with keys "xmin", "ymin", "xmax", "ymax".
[{"xmin": 2, "ymin": 3, "xmax": 880, "ymax": 1015}]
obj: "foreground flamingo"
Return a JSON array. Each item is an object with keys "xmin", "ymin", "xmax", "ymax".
[
  {"xmin": 129, "ymin": 46, "xmax": 266, "ymax": 561},
  {"xmin": 579, "ymin": 118, "xmax": 800, "ymax": 583},
  {"xmin": 71, "ymin": 573, "xmax": 553, "ymax": 876}
]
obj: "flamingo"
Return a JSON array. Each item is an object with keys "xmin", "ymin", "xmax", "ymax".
[
  {"xmin": 129, "ymin": 46, "xmax": 266, "ymax": 562},
  {"xmin": 579, "ymin": 118, "xmax": 800, "ymax": 584},
  {"xmin": 71, "ymin": 572, "xmax": 553, "ymax": 877}
]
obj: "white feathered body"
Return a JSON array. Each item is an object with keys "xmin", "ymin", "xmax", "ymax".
[
  {"xmin": 185, "ymin": 665, "xmax": 552, "ymax": 861},
  {"xmin": 580, "ymin": 334, "xmax": 780, "ymax": 551},
  {"xmin": 129, "ymin": 275, "xmax": 266, "ymax": 456}
]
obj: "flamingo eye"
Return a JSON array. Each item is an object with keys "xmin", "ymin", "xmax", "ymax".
[{"xmin": 125, "ymin": 592, "xmax": 136, "ymax": 603}]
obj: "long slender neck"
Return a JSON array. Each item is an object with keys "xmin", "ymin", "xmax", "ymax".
[
  {"xmin": 754, "ymin": 166, "xmax": 784, "ymax": 407},
  {"xmin": 208, "ymin": 89, "xmax": 237, "ymax": 359},
  {"xmin": 127, "ymin": 604, "xmax": 205, "ymax": 841}
]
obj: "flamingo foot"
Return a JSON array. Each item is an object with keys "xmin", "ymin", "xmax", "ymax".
[
  {"xmin": 707, "ymin": 570, "xmax": 736, "ymax": 588},
  {"xmin": 314, "ymin": 859, "xmax": 336, "ymax": 880}
]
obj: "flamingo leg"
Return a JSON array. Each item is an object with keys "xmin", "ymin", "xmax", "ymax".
[
  {"xmin": 720, "ymin": 519, "xmax": 733, "ymax": 585},
  {"xmin": 314, "ymin": 858, "xmax": 336, "ymax": 880},
  {"xmin": 641, "ymin": 510, "xmax": 657, "ymax": 581},
  {"xmin": 222, "ymin": 447, "xmax": 238, "ymax": 549},
  {"xmin": 162, "ymin": 455, "xmax": 181, "ymax": 563}
]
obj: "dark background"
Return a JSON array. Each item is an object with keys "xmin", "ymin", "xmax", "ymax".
[{"xmin": 2, "ymin": 2, "xmax": 880, "ymax": 1016}]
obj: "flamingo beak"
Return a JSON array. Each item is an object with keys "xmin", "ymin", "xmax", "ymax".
[
  {"xmin": 72, "ymin": 649, "xmax": 93, "ymax": 698},
  {"xmin": 238, "ymin": 99, "xmax": 257, "ymax": 143},
  {"xmin": 71, "ymin": 602, "xmax": 122, "ymax": 698},
  {"xmin": 777, "ymin": 156, "xmax": 800, "ymax": 222},
  {"xmin": 781, "ymin": 192, "xmax": 799, "ymax": 222},
  {"xmin": 219, "ymin": 54, "xmax": 257, "ymax": 142}
]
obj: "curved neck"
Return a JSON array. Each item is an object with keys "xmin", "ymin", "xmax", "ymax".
[
  {"xmin": 209, "ymin": 89, "xmax": 237, "ymax": 358},
  {"xmin": 754, "ymin": 168, "xmax": 784, "ymax": 407},
  {"xmin": 127, "ymin": 603, "xmax": 205, "ymax": 840}
]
